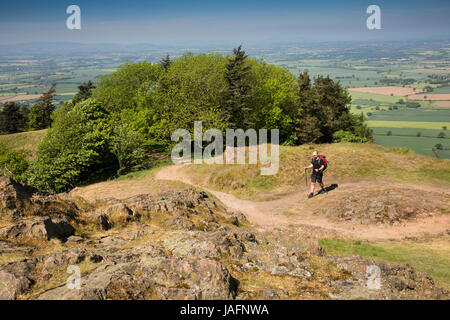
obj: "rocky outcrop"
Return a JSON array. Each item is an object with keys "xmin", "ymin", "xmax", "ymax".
[
  {"xmin": 0, "ymin": 176, "xmax": 78, "ymax": 221},
  {"xmin": 0, "ymin": 269, "xmax": 33, "ymax": 300},
  {"xmin": 0, "ymin": 176, "xmax": 41, "ymax": 219},
  {"xmin": 0, "ymin": 216, "xmax": 74, "ymax": 241},
  {"xmin": 318, "ymin": 188, "xmax": 449, "ymax": 225},
  {"xmin": 0, "ymin": 178, "xmax": 448, "ymax": 300}
]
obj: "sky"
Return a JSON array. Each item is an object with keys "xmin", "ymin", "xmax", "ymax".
[{"xmin": 1, "ymin": 0, "xmax": 449, "ymax": 44}]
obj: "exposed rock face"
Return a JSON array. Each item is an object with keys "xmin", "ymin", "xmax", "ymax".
[
  {"xmin": 0, "ymin": 269, "xmax": 33, "ymax": 300},
  {"xmin": 0, "ymin": 176, "xmax": 77, "ymax": 221},
  {"xmin": 0, "ymin": 176, "xmax": 40, "ymax": 219},
  {"xmin": 126, "ymin": 189, "xmax": 217, "ymax": 217},
  {"xmin": 318, "ymin": 188, "xmax": 449, "ymax": 225},
  {"xmin": 0, "ymin": 178, "xmax": 448, "ymax": 300},
  {"xmin": 0, "ymin": 216, "xmax": 74, "ymax": 241},
  {"xmin": 38, "ymin": 250, "xmax": 237, "ymax": 300}
]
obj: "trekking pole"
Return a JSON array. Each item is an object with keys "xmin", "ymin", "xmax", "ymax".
[{"xmin": 305, "ymin": 168, "xmax": 308, "ymax": 189}]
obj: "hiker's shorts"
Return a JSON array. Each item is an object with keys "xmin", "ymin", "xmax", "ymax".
[{"xmin": 311, "ymin": 172, "xmax": 323, "ymax": 183}]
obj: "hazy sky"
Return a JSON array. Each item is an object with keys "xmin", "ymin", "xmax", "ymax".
[{"xmin": 1, "ymin": 0, "xmax": 449, "ymax": 44}]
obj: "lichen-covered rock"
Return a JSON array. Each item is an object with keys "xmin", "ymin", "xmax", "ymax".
[
  {"xmin": 0, "ymin": 176, "xmax": 78, "ymax": 221},
  {"xmin": 0, "ymin": 176, "xmax": 41, "ymax": 219},
  {"xmin": 37, "ymin": 246, "xmax": 238, "ymax": 300},
  {"xmin": 0, "ymin": 269, "xmax": 33, "ymax": 300},
  {"xmin": 0, "ymin": 216, "xmax": 74, "ymax": 241},
  {"xmin": 317, "ymin": 188, "xmax": 449, "ymax": 225}
]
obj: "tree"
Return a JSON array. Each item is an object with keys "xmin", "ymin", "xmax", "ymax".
[
  {"xmin": 437, "ymin": 132, "xmax": 446, "ymax": 139},
  {"xmin": 110, "ymin": 123, "xmax": 147, "ymax": 175},
  {"xmin": 387, "ymin": 131, "xmax": 392, "ymax": 136},
  {"xmin": 72, "ymin": 80, "xmax": 96, "ymax": 104},
  {"xmin": 160, "ymin": 54, "xmax": 172, "ymax": 70},
  {"xmin": 295, "ymin": 70, "xmax": 322, "ymax": 143},
  {"xmin": 443, "ymin": 126, "xmax": 447, "ymax": 131},
  {"xmin": 416, "ymin": 132, "xmax": 421, "ymax": 137},
  {"xmin": 93, "ymin": 62, "xmax": 162, "ymax": 113},
  {"xmin": 28, "ymin": 84, "xmax": 56, "ymax": 130},
  {"xmin": 222, "ymin": 45, "xmax": 253, "ymax": 129},
  {"xmin": 0, "ymin": 102, "xmax": 27, "ymax": 134}
]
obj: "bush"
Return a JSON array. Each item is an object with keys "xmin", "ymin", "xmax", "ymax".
[
  {"xmin": 110, "ymin": 123, "xmax": 147, "ymax": 175},
  {"xmin": 0, "ymin": 143, "xmax": 30, "ymax": 181},
  {"xmin": 332, "ymin": 130, "xmax": 369, "ymax": 143},
  {"xmin": 26, "ymin": 99, "xmax": 117, "ymax": 192}
]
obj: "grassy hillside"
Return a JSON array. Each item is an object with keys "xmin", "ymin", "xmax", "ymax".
[
  {"xmin": 182, "ymin": 143, "xmax": 450, "ymax": 200},
  {"xmin": 0, "ymin": 129, "xmax": 47, "ymax": 157}
]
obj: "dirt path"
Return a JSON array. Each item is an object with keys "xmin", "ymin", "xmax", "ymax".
[{"xmin": 155, "ymin": 165, "xmax": 450, "ymax": 240}]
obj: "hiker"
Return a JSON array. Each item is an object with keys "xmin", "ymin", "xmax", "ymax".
[{"xmin": 304, "ymin": 151, "xmax": 326, "ymax": 198}]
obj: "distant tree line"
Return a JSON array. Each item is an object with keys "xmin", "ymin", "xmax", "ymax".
[{"xmin": 0, "ymin": 81, "xmax": 96, "ymax": 134}]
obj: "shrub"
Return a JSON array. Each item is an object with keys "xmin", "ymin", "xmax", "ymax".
[
  {"xmin": 26, "ymin": 99, "xmax": 117, "ymax": 192},
  {"xmin": 332, "ymin": 130, "xmax": 369, "ymax": 143},
  {"xmin": 0, "ymin": 143, "xmax": 30, "ymax": 181}
]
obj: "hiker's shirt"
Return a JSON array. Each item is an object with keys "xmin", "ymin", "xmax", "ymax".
[{"xmin": 311, "ymin": 157, "xmax": 324, "ymax": 174}]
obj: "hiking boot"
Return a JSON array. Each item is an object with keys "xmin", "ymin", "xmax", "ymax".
[{"xmin": 308, "ymin": 193, "xmax": 314, "ymax": 199}]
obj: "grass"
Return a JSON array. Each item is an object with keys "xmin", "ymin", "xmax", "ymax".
[
  {"xmin": 319, "ymin": 237, "xmax": 450, "ymax": 291},
  {"xmin": 367, "ymin": 121, "xmax": 450, "ymax": 130},
  {"xmin": 0, "ymin": 251, "xmax": 29, "ymax": 265},
  {"xmin": 0, "ymin": 129, "xmax": 47, "ymax": 156}
]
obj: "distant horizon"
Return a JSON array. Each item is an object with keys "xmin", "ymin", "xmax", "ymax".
[
  {"xmin": 1, "ymin": 1, "xmax": 449, "ymax": 45},
  {"xmin": 3, "ymin": 37, "xmax": 450, "ymax": 45}
]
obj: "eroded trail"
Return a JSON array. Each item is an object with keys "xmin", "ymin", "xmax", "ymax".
[{"xmin": 155, "ymin": 165, "xmax": 450, "ymax": 240}]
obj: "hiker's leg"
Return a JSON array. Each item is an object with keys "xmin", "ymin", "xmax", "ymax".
[
  {"xmin": 310, "ymin": 182, "xmax": 315, "ymax": 194},
  {"xmin": 317, "ymin": 174, "xmax": 325, "ymax": 192}
]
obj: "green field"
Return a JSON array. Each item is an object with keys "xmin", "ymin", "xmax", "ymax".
[
  {"xmin": 367, "ymin": 121, "xmax": 449, "ymax": 130},
  {"xmin": 367, "ymin": 109, "xmax": 450, "ymax": 122},
  {"xmin": 373, "ymin": 133, "xmax": 449, "ymax": 159}
]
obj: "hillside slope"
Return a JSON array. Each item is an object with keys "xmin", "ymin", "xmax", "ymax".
[
  {"xmin": 181, "ymin": 143, "xmax": 450, "ymax": 200},
  {"xmin": 0, "ymin": 129, "xmax": 47, "ymax": 157},
  {"xmin": 1, "ymin": 142, "xmax": 449, "ymax": 298}
]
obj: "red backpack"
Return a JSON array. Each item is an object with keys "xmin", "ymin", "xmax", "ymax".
[{"xmin": 319, "ymin": 154, "xmax": 328, "ymax": 171}]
